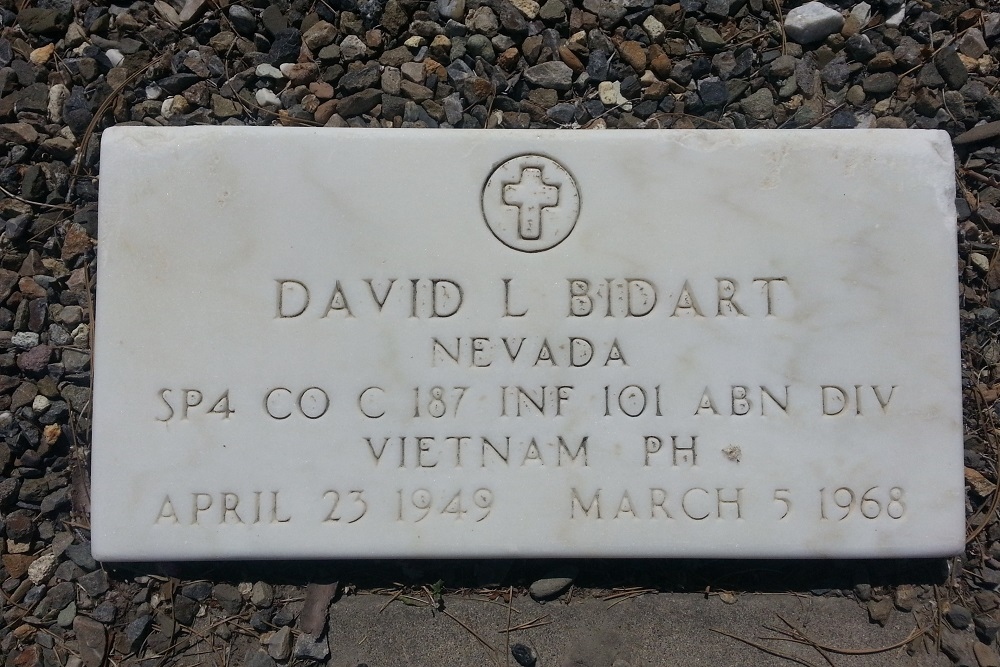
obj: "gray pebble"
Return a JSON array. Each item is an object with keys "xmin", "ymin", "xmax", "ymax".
[{"xmin": 524, "ymin": 61, "xmax": 573, "ymax": 90}]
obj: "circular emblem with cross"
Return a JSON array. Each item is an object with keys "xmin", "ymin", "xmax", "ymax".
[{"xmin": 482, "ymin": 155, "xmax": 580, "ymax": 252}]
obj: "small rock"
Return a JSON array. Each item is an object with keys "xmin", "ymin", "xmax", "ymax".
[
  {"xmin": 64, "ymin": 543, "xmax": 98, "ymax": 571},
  {"xmin": 27, "ymin": 553, "xmax": 58, "ymax": 584},
  {"xmin": 57, "ymin": 601, "xmax": 77, "ymax": 628},
  {"xmin": 598, "ymin": 80, "xmax": 628, "ymax": 105},
  {"xmin": 173, "ymin": 595, "xmax": 198, "ymax": 626},
  {"xmin": 267, "ymin": 626, "xmax": 292, "ymax": 660},
  {"xmin": 92, "ymin": 602, "xmax": 116, "ymax": 624},
  {"xmin": 643, "ymin": 15, "xmax": 666, "ymax": 41},
  {"xmin": 302, "ymin": 21, "xmax": 337, "ymax": 51},
  {"xmin": 977, "ymin": 615, "xmax": 1000, "ymax": 645},
  {"xmin": 954, "ymin": 121, "xmax": 1000, "ymax": 145},
  {"xmin": 29, "ymin": 44, "xmax": 55, "ymax": 65},
  {"xmin": 619, "ymin": 41, "xmax": 646, "ymax": 72},
  {"xmin": 693, "ymin": 24, "xmax": 726, "ymax": 52},
  {"xmin": 337, "ymin": 88, "xmax": 382, "ymax": 116},
  {"xmin": 969, "ymin": 252, "xmax": 990, "ymax": 274},
  {"xmin": 73, "ymin": 616, "xmax": 107, "ymax": 667},
  {"xmin": 529, "ymin": 570, "xmax": 577, "ymax": 600},
  {"xmin": 340, "ymin": 35, "xmax": 369, "ymax": 61},
  {"xmin": 868, "ymin": 597, "xmax": 893, "ymax": 626},
  {"xmin": 934, "ymin": 47, "xmax": 968, "ymax": 89},
  {"xmin": 975, "ymin": 643, "xmax": 1000, "ymax": 667},
  {"xmin": 251, "ymin": 581, "xmax": 274, "ymax": 608},
  {"xmin": 959, "ymin": 28, "xmax": 988, "ymax": 59},
  {"xmin": 0, "ymin": 123, "xmax": 40, "ymax": 145},
  {"xmin": 893, "ymin": 584, "xmax": 916, "ymax": 611},
  {"xmin": 17, "ymin": 7, "xmax": 68, "ymax": 34},
  {"xmin": 228, "ymin": 5, "xmax": 256, "ymax": 36},
  {"xmin": 511, "ymin": 643, "xmax": 538, "ymax": 667},
  {"xmin": 293, "ymin": 633, "xmax": 330, "ymax": 661},
  {"xmin": 547, "ymin": 102, "xmax": 577, "ymax": 124},
  {"xmin": 213, "ymin": 583, "xmax": 243, "ymax": 614},
  {"xmin": 740, "ymin": 87, "xmax": 774, "ymax": 120},
  {"xmin": 255, "ymin": 89, "xmax": 282, "ymax": 111},
  {"xmin": 439, "ymin": 0, "xmax": 466, "ymax": 20},
  {"xmin": 256, "ymin": 63, "xmax": 284, "ymax": 79},
  {"xmin": 246, "ymin": 651, "xmax": 277, "ymax": 667},
  {"xmin": 12, "ymin": 331, "xmax": 40, "ymax": 349},
  {"xmin": 862, "ymin": 72, "xmax": 898, "ymax": 96},
  {"xmin": 510, "ymin": 0, "xmax": 540, "ymax": 19},
  {"xmin": 182, "ymin": 581, "xmax": 213, "ymax": 601},
  {"xmin": 947, "ymin": 604, "xmax": 974, "ymax": 630},
  {"xmin": 123, "ymin": 615, "xmax": 152, "ymax": 653},
  {"xmin": 524, "ymin": 61, "xmax": 573, "ymax": 90},
  {"xmin": 783, "ymin": 1, "xmax": 844, "ymax": 44},
  {"xmin": 78, "ymin": 569, "xmax": 109, "ymax": 597}
]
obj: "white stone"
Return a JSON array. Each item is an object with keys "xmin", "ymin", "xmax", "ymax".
[
  {"xmin": 32, "ymin": 394, "xmax": 50, "ymax": 413},
  {"xmin": 849, "ymin": 1, "xmax": 871, "ymax": 26},
  {"xmin": 93, "ymin": 128, "xmax": 962, "ymax": 560},
  {"xmin": 510, "ymin": 0, "xmax": 540, "ymax": 19},
  {"xmin": 254, "ymin": 88, "xmax": 281, "ymax": 110},
  {"xmin": 27, "ymin": 553, "xmax": 57, "ymax": 584},
  {"xmin": 642, "ymin": 15, "xmax": 666, "ymax": 42},
  {"xmin": 255, "ymin": 63, "xmax": 284, "ymax": 79},
  {"xmin": 11, "ymin": 331, "xmax": 39, "ymax": 349},
  {"xmin": 598, "ymin": 80, "xmax": 627, "ymax": 105},
  {"xmin": 783, "ymin": 1, "xmax": 844, "ymax": 44},
  {"xmin": 48, "ymin": 83, "xmax": 69, "ymax": 123},
  {"xmin": 885, "ymin": 4, "xmax": 906, "ymax": 28},
  {"xmin": 105, "ymin": 49, "xmax": 125, "ymax": 67},
  {"xmin": 438, "ymin": 0, "xmax": 465, "ymax": 21}
]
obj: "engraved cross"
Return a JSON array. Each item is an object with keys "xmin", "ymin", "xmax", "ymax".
[{"xmin": 503, "ymin": 167, "xmax": 560, "ymax": 240}]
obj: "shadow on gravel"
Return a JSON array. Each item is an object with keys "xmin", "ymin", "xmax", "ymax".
[{"xmin": 100, "ymin": 557, "xmax": 949, "ymax": 595}]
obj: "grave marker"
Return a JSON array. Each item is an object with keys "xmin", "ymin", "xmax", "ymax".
[{"xmin": 92, "ymin": 128, "xmax": 962, "ymax": 559}]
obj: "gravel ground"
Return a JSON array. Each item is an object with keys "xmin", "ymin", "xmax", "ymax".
[{"xmin": 0, "ymin": 0, "xmax": 999, "ymax": 664}]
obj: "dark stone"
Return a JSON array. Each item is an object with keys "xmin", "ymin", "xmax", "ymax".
[
  {"xmin": 511, "ymin": 643, "xmax": 537, "ymax": 667},
  {"xmin": 37, "ymin": 581, "xmax": 75, "ymax": 618},
  {"xmin": 0, "ymin": 477, "xmax": 21, "ymax": 508},
  {"xmin": 339, "ymin": 64, "xmax": 380, "ymax": 92},
  {"xmin": 17, "ymin": 8, "xmax": 69, "ymax": 34},
  {"xmin": 337, "ymin": 88, "xmax": 382, "ymax": 116},
  {"xmin": 5, "ymin": 510, "xmax": 36, "ymax": 540},
  {"xmin": 261, "ymin": 4, "xmax": 288, "ymax": 37},
  {"xmin": 820, "ymin": 57, "xmax": 849, "ymax": 89},
  {"xmin": 64, "ymin": 542, "xmax": 98, "ymax": 571},
  {"xmin": 228, "ymin": 5, "xmax": 257, "ymax": 36},
  {"xmin": 78, "ymin": 568, "xmax": 110, "ymax": 597},
  {"xmin": 977, "ymin": 615, "xmax": 1000, "ymax": 644},
  {"xmin": 845, "ymin": 34, "xmax": 876, "ymax": 62},
  {"xmin": 93, "ymin": 601, "xmax": 116, "ymax": 623},
  {"xmin": 268, "ymin": 29, "xmax": 302, "ymax": 65},
  {"xmin": 946, "ymin": 604, "xmax": 973, "ymax": 630},
  {"xmin": 123, "ymin": 615, "xmax": 153, "ymax": 653},
  {"xmin": 862, "ymin": 72, "xmax": 898, "ymax": 96},
  {"xmin": 39, "ymin": 487, "xmax": 69, "ymax": 514},
  {"xmin": 829, "ymin": 108, "xmax": 857, "ymax": 128},
  {"xmin": 158, "ymin": 73, "xmax": 201, "ymax": 94},
  {"xmin": 698, "ymin": 79, "xmax": 728, "ymax": 109},
  {"xmin": 934, "ymin": 47, "xmax": 968, "ymax": 89},
  {"xmin": 546, "ymin": 102, "xmax": 576, "ymax": 124},
  {"xmin": 181, "ymin": 581, "xmax": 212, "ymax": 602},
  {"xmin": 246, "ymin": 651, "xmax": 277, "ymax": 667},
  {"xmin": 173, "ymin": 594, "xmax": 198, "ymax": 626},
  {"xmin": 213, "ymin": 583, "xmax": 243, "ymax": 614}
]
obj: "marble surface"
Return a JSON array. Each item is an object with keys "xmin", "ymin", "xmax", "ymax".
[{"xmin": 92, "ymin": 128, "xmax": 961, "ymax": 560}]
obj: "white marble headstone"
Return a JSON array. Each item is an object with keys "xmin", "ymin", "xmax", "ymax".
[{"xmin": 92, "ymin": 128, "xmax": 962, "ymax": 560}]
